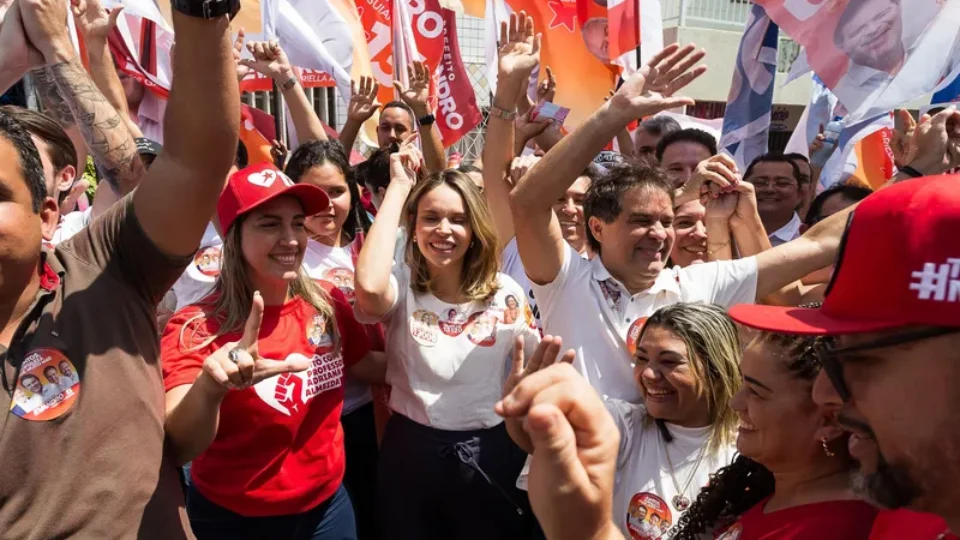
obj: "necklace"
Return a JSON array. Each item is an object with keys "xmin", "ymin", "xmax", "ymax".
[{"xmin": 660, "ymin": 431, "xmax": 708, "ymax": 512}]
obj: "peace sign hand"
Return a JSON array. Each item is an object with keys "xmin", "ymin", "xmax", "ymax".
[{"xmin": 202, "ymin": 292, "xmax": 311, "ymax": 392}]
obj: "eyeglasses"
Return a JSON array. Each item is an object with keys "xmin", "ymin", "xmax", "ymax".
[
  {"xmin": 814, "ymin": 326, "xmax": 960, "ymax": 402},
  {"xmin": 747, "ymin": 179, "xmax": 798, "ymax": 189}
]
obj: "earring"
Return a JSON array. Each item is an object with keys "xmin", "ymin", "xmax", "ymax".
[{"xmin": 821, "ymin": 437, "xmax": 836, "ymax": 457}]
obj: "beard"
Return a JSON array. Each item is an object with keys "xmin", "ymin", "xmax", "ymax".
[{"xmin": 851, "ymin": 450, "xmax": 923, "ymax": 509}]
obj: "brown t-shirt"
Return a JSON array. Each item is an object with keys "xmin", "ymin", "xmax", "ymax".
[{"xmin": 0, "ymin": 195, "xmax": 194, "ymax": 539}]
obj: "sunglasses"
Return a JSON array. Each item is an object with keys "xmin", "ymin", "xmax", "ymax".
[{"xmin": 815, "ymin": 326, "xmax": 960, "ymax": 402}]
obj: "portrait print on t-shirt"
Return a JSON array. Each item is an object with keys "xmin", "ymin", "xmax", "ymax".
[
  {"xmin": 190, "ymin": 245, "xmax": 222, "ymax": 281},
  {"xmin": 322, "ymin": 267, "xmax": 355, "ymax": 303},
  {"xmin": 10, "ymin": 348, "xmax": 80, "ymax": 421},
  {"xmin": 307, "ymin": 314, "xmax": 333, "ymax": 348},
  {"xmin": 626, "ymin": 492, "xmax": 673, "ymax": 540},
  {"xmin": 411, "ymin": 309, "xmax": 441, "ymax": 346}
]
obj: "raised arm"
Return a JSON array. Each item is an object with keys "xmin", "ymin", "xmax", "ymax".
[
  {"xmin": 394, "ymin": 60, "xmax": 445, "ymax": 172},
  {"xmin": 129, "ymin": 6, "xmax": 240, "ymax": 256},
  {"xmin": 241, "ymin": 40, "xmax": 328, "ymax": 143},
  {"xmin": 338, "ymin": 76, "xmax": 379, "ymax": 152},
  {"xmin": 0, "ymin": 0, "xmax": 44, "ymax": 94},
  {"xmin": 354, "ymin": 136, "xmax": 422, "ymax": 319},
  {"xmin": 482, "ymin": 12, "xmax": 542, "ymax": 244},
  {"xmin": 511, "ymin": 43, "xmax": 705, "ymax": 285}
]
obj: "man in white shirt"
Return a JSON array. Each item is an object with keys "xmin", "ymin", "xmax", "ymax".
[
  {"xmin": 743, "ymin": 154, "xmax": 804, "ymax": 247},
  {"xmin": 510, "ymin": 48, "xmax": 856, "ymax": 403}
]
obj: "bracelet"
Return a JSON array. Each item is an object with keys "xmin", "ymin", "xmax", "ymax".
[
  {"xmin": 418, "ymin": 113, "xmax": 436, "ymax": 126},
  {"xmin": 279, "ymin": 76, "xmax": 298, "ymax": 92},
  {"xmin": 899, "ymin": 165, "xmax": 924, "ymax": 178},
  {"xmin": 706, "ymin": 239, "xmax": 732, "ymax": 256},
  {"xmin": 489, "ymin": 104, "xmax": 517, "ymax": 121}
]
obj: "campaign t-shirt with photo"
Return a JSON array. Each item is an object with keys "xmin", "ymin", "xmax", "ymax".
[
  {"xmin": 302, "ymin": 238, "xmax": 377, "ymax": 416},
  {"xmin": 355, "ymin": 264, "xmax": 540, "ymax": 430},
  {"xmin": 713, "ymin": 497, "xmax": 877, "ymax": 540},
  {"xmin": 161, "ymin": 285, "xmax": 370, "ymax": 517},
  {"xmin": 171, "ymin": 222, "xmax": 223, "ymax": 311},
  {"xmin": 606, "ymin": 399, "xmax": 737, "ymax": 540}
]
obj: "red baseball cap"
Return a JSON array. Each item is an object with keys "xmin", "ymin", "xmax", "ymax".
[
  {"xmin": 217, "ymin": 162, "xmax": 330, "ymax": 233},
  {"xmin": 730, "ymin": 174, "xmax": 960, "ymax": 335}
]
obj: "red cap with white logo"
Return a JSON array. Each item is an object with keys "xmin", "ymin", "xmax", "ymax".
[
  {"xmin": 730, "ymin": 174, "xmax": 960, "ymax": 335},
  {"xmin": 217, "ymin": 162, "xmax": 330, "ymax": 233}
]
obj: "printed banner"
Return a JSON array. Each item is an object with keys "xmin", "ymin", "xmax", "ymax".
[
  {"xmin": 434, "ymin": 8, "xmax": 482, "ymax": 145},
  {"xmin": 755, "ymin": 0, "xmax": 960, "ymax": 122}
]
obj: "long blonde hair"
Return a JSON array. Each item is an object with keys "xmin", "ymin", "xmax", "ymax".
[
  {"xmin": 180, "ymin": 213, "xmax": 338, "ymax": 350},
  {"xmin": 403, "ymin": 170, "xmax": 501, "ymax": 302},
  {"xmin": 637, "ymin": 302, "xmax": 742, "ymax": 455}
]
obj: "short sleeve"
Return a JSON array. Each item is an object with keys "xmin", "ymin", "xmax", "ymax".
[
  {"xmin": 161, "ymin": 308, "xmax": 215, "ymax": 392},
  {"xmin": 529, "ymin": 243, "xmax": 585, "ymax": 322},
  {"xmin": 329, "ymin": 287, "xmax": 371, "ymax": 368},
  {"xmin": 59, "ymin": 194, "xmax": 192, "ymax": 306},
  {"xmin": 605, "ymin": 398, "xmax": 639, "ymax": 470},
  {"xmin": 681, "ymin": 257, "xmax": 759, "ymax": 308},
  {"xmin": 354, "ymin": 263, "xmax": 408, "ymax": 325}
]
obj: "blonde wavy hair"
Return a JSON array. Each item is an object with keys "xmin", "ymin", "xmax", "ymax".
[
  {"xmin": 179, "ymin": 213, "xmax": 337, "ymax": 351},
  {"xmin": 636, "ymin": 302, "xmax": 742, "ymax": 455},
  {"xmin": 403, "ymin": 170, "xmax": 501, "ymax": 302}
]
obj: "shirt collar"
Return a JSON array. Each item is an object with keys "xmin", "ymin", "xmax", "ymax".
[
  {"xmin": 590, "ymin": 255, "xmax": 682, "ymax": 298},
  {"xmin": 770, "ymin": 212, "xmax": 802, "ymax": 243}
]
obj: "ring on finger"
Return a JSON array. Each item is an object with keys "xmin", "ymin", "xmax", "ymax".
[{"xmin": 228, "ymin": 348, "xmax": 244, "ymax": 364}]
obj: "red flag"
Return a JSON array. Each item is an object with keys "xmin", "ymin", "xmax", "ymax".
[{"xmin": 434, "ymin": 8, "xmax": 481, "ymax": 146}]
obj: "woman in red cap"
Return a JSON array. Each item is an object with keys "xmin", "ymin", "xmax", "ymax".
[{"xmin": 161, "ymin": 163, "xmax": 384, "ymax": 539}]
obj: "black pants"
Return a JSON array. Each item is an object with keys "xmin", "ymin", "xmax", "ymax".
[
  {"xmin": 341, "ymin": 402, "xmax": 379, "ymax": 540},
  {"xmin": 376, "ymin": 414, "xmax": 532, "ymax": 540}
]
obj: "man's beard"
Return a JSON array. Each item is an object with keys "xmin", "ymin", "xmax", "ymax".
[{"xmin": 852, "ymin": 448, "xmax": 923, "ymax": 509}]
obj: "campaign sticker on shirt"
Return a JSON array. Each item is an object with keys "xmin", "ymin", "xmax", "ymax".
[
  {"xmin": 716, "ymin": 523, "xmax": 742, "ymax": 540},
  {"xmin": 192, "ymin": 245, "xmax": 222, "ymax": 279},
  {"xmin": 410, "ymin": 310, "xmax": 440, "ymax": 347},
  {"xmin": 626, "ymin": 492, "xmax": 673, "ymax": 540},
  {"xmin": 465, "ymin": 313, "xmax": 498, "ymax": 347},
  {"xmin": 439, "ymin": 309, "xmax": 469, "ymax": 337},
  {"xmin": 502, "ymin": 294, "xmax": 523, "ymax": 325},
  {"xmin": 626, "ymin": 317, "xmax": 649, "ymax": 356},
  {"xmin": 322, "ymin": 267, "xmax": 355, "ymax": 303},
  {"xmin": 10, "ymin": 348, "xmax": 80, "ymax": 421},
  {"xmin": 307, "ymin": 314, "xmax": 333, "ymax": 348}
]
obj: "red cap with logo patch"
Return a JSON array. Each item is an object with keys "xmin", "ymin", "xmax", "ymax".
[
  {"xmin": 729, "ymin": 174, "xmax": 960, "ymax": 335},
  {"xmin": 217, "ymin": 162, "xmax": 330, "ymax": 233}
]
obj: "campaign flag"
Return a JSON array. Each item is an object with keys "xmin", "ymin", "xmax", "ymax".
[
  {"xmin": 485, "ymin": 0, "xmax": 616, "ymax": 128},
  {"xmin": 719, "ymin": 4, "xmax": 779, "ymax": 171},
  {"xmin": 931, "ymin": 70, "xmax": 960, "ymax": 107},
  {"xmin": 754, "ymin": 0, "xmax": 960, "ymax": 123},
  {"xmin": 819, "ymin": 112, "xmax": 895, "ymax": 190},
  {"xmin": 241, "ymin": 104, "xmax": 279, "ymax": 166},
  {"xmin": 784, "ymin": 73, "xmax": 838, "ymax": 157},
  {"xmin": 433, "ymin": 9, "xmax": 483, "ymax": 145},
  {"xmin": 271, "ymin": 0, "xmax": 352, "ymax": 101}
]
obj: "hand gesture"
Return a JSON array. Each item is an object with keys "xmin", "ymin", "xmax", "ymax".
[
  {"xmin": 232, "ymin": 28, "xmax": 251, "ymax": 83},
  {"xmin": 72, "ymin": 0, "xmax": 122, "ymax": 41},
  {"xmin": 19, "ymin": 0, "xmax": 74, "ymax": 63},
  {"xmin": 389, "ymin": 133, "xmax": 423, "ymax": 187},
  {"xmin": 497, "ymin": 11, "xmax": 541, "ymax": 81},
  {"xmin": 202, "ymin": 292, "xmax": 310, "ymax": 390},
  {"xmin": 890, "ymin": 109, "xmax": 918, "ymax": 168},
  {"xmin": 609, "ymin": 43, "xmax": 706, "ymax": 119},
  {"xmin": 496, "ymin": 362, "xmax": 621, "ymax": 540},
  {"xmin": 270, "ymin": 138, "xmax": 288, "ymax": 169},
  {"xmin": 0, "ymin": 1, "xmax": 45, "ymax": 73},
  {"xmin": 503, "ymin": 335, "xmax": 574, "ymax": 399},
  {"xmin": 347, "ymin": 75, "xmax": 381, "ymax": 123},
  {"xmin": 393, "ymin": 60, "xmax": 431, "ymax": 115},
  {"xmin": 677, "ymin": 154, "xmax": 739, "ymax": 205},
  {"xmin": 240, "ymin": 40, "xmax": 293, "ymax": 83},
  {"xmin": 509, "ymin": 154, "xmax": 541, "ymax": 186},
  {"xmin": 536, "ymin": 66, "xmax": 556, "ymax": 104},
  {"xmin": 905, "ymin": 107, "xmax": 960, "ymax": 176},
  {"xmin": 515, "ymin": 109, "xmax": 552, "ymax": 142}
]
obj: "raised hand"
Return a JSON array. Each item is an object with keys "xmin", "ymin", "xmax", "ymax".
[
  {"xmin": 240, "ymin": 40, "xmax": 293, "ymax": 82},
  {"xmin": 347, "ymin": 75, "xmax": 381, "ymax": 123},
  {"xmin": 0, "ymin": 1, "xmax": 45, "ymax": 73},
  {"xmin": 503, "ymin": 335, "xmax": 575, "ymax": 399},
  {"xmin": 609, "ymin": 43, "xmax": 707, "ymax": 119},
  {"xmin": 72, "ymin": 0, "xmax": 122, "ymax": 41},
  {"xmin": 536, "ymin": 66, "xmax": 556, "ymax": 104},
  {"xmin": 271, "ymin": 138, "xmax": 288, "ymax": 169},
  {"xmin": 19, "ymin": 0, "xmax": 74, "ymax": 63},
  {"xmin": 509, "ymin": 154, "xmax": 541, "ymax": 186},
  {"xmin": 232, "ymin": 27, "xmax": 251, "ymax": 83},
  {"xmin": 393, "ymin": 60, "xmax": 432, "ymax": 115},
  {"xmin": 890, "ymin": 109, "xmax": 918, "ymax": 168},
  {"xmin": 389, "ymin": 132, "xmax": 424, "ymax": 187},
  {"xmin": 678, "ymin": 154, "xmax": 739, "ymax": 206},
  {"xmin": 905, "ymin": 107, "xmax": 960, "ymax": 176},
  {"xmin": 497, "ymin": 11, "xmax": 541, "ymax": 81},
  {"xmin": 202, "ymin": 292, "xmax": 310, "ymax": 390},
  {"xmin": 515, "ymin": 109, "xmax": 552, "ymax": 142}
]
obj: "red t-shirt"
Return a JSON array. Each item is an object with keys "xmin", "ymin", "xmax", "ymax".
[
  {"xmin": 714, "ymin": 498, "xmax": 878, "ymax": 540},
  {"xmin": 869, "ymin": 510, "xmax": 956, "ymax": 540},
  {"xmin": 161, "ymin": 286, "xmax": 370, "ymax": 517}
]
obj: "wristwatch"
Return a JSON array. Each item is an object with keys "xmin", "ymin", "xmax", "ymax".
[
  {"xmin": 171, "ymin": 0, "xmax": 241, "ymax": 20},
  {"xmin": 418, "ymin": 114, "xmax": 436, "ymax": 126}
]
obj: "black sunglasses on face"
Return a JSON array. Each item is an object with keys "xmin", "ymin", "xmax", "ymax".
[{"xmin": 815, "ymin": 326, "xmax": 960, "ymax": 402}]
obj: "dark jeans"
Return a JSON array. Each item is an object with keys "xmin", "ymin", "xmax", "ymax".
[
  {"xmin": 376, "ymin": 414, "xmax": 532, "ymax": 540},
  {"xmin": 341, "ymin": 402, "xmax": 379, "ymax": 540},
  {"xmin": 187, "ymin": 484, "xmax": 357, "ymax": 540}
]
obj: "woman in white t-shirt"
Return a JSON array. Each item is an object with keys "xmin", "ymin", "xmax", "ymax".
[
  {"xmin": 354, "ymin": 139, "xmax": 540, "ymax": 539},
  {"xmin": 284, "ymin": 139, "xmax": 381, "ymax": 540}
]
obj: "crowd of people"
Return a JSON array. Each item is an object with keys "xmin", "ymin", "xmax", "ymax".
[{"xmin": 0, "ymin": 1, "xmax": 959, "ymax": 539}]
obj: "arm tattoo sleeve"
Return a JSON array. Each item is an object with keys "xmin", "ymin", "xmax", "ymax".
[
  {"xmin": 32, "ymin": 67, "xmax": 76, "ymax": 126},
  {"xmin": 46, "ymin": 59, "xmax": 146, "ymax": 194}
]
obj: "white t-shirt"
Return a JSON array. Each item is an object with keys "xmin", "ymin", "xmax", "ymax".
[
  {"xmin": 302, "ymin": 238, "xmax": 372, "ymax": 416},
  {"xmin": 356, "ymin": 265, "xmax": 540, "ymax": 430},
  {"xmin": 768, "ymin": 212, "xmax": 802, "ymax": 247},
  {"xmin": 533, "ymin": 244, "xmax": 758, "ymax": 403},
  {"xmin": 171, "ymin": 223, "xmax": 223, "ymax": 311},
  {"xmin": 607, "ymin": 399, "xmax": 736, "ymax": 540},
  {"xmin": 51, "ymin": 208, "xmax": 93, "ymax": 245}
]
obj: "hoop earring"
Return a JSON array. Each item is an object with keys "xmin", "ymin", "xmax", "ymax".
[{"xmin": 821, "ymin": 437, "xmax": 836, "ymax": 457}]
